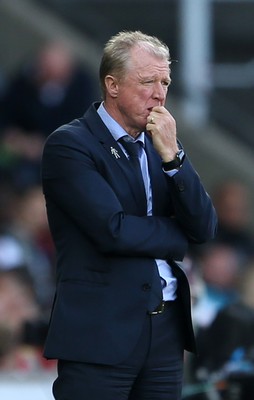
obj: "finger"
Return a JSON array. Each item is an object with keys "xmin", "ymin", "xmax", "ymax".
[
  {"xmin": 146, "ymin": 122, "xmax": 155, "ymax": 133},
  {"xmin": 151, "ymin": 105, "xmax": 166, "ymax": 114}
]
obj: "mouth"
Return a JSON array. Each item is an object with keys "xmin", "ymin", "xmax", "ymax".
[
  {"xmin": 147, "ymin": 102, "xmax": 162, "ymax": 112},
  {"xmin": 147, "ymin": 107, "xmax": 154, "ymax": 115}
]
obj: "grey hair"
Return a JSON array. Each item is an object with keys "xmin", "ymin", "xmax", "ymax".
[{"xmin": 99, "ymin": 30, "xmax": 171, "ymax": 99}]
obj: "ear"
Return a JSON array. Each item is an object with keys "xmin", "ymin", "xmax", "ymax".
[{"xmin": 104, "ymin": 75, "xmax": 119, "ymax": 98}]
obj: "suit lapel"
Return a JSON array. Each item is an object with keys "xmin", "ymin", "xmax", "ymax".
[{"xmin": 83, "ymin": 103, "xmax": 147, "ymax": 215}]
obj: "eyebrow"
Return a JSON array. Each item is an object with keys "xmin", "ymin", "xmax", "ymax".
[{"xmin": 140, "ymin": 73, "xmax": 170, "ymax": 81}]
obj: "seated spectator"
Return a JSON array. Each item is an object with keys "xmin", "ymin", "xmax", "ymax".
[
  {"xmin": 0, "ymin": 267, "xmax": 39, "ymax": 370},
  {"xmin": 0, "ymin": 41, "xmax": 98, "ymax": 189},
  {"xmin": 0, "ymin": 184, "xmax": 54, "ymax": 313},
  {"xmin": 192, "ymin": 242, "xmax": 243, "ymax": 329},
  {"xmin": 212, "ymin": 180, "xmax": 254, "ymax": 263},
  {"xmin": 0, "ymin": 267, "xmax": 55, "ymax": 372},
  {"xmin": 189, "ymin": 264, "xmax": 254, "ymax": 400}
]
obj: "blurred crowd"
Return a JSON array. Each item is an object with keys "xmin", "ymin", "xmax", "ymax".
[
  {"xmin": 0, "ymin": 41, "xmax": 97, "ymax": 373},
  {"xmin": 1, "ymin": 41, "xmax": 254, "ymax": 400},
  {"xmin": 184, "ymin": 181, "xmax": 254, "ymax": 400}
]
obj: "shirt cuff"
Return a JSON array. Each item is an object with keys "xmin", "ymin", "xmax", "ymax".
[{"xmin": 163, "ymin": 168, "xmax": 179, "ymax": 177}]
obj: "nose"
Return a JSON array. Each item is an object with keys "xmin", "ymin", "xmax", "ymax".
[{"xmin": 152, "ymin": 82, "xmax": 167, "ymax": 103}]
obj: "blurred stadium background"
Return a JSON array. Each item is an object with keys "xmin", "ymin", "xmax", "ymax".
[
  {"xmin": 0, "ymin": 0, "xmax": 253, "ymax": 207},
  {"xmin": 0, "ymin": 1, "xmax": 253, "ymax": 399}
]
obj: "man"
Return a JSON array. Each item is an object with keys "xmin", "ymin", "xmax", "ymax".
[{"xmin": 41, "ymin": 31, "xmax": 217, "ymax": 400}]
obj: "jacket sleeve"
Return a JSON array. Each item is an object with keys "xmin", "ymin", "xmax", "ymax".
[
  {"xmin": 167, "ymin": 155, "xmax": 217, "ymax": 243},
  {"xmin": 41, "ymin": 130, "xmax": 189, "ymax": 261}
]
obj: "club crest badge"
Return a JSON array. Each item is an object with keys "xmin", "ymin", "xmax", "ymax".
[{"xmin": 111, "ymin": 147, "xmax": 120, "ymax": 159}]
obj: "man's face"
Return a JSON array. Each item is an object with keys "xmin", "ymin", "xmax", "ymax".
[{"xmin": 110, "ymin": 46, "xmax": 171, "ymax": 137}]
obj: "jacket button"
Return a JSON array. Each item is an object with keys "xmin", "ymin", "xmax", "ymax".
[
  {"xmin": 142, "ymin": 283, "xmax": 151, "ymax": 291},
  {"xmin": 177, "ymin": 181, "xmax": 185, "ymax": 192}
]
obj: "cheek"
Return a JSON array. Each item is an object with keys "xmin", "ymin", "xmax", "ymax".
[
  {"xmin": 126, "ymin": 84, "xmax": 150, "ymax": 100},
  {"xmin": 118, "ymin": 96, "xmax": 135, "ymax": 114},
  {"xmin": 121, "ymin": 94, "xmax": 142, "ymax": 113},
  {"xmin": 131, "ymin": 91, "xmax": 152, "ymax": 110}
]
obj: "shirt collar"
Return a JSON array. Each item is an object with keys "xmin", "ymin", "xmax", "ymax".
[{"xmin": 97, "ymin": 102, "xmax": 145, "ymax": 145}]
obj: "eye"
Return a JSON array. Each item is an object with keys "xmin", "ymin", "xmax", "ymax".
[
  {"xmin": 143, "ymin": 80, "xmax": 154, "ymax": 85},
  {"xmin": 162, "ymin": 80, "xmax": 170, "ymax": 87}
]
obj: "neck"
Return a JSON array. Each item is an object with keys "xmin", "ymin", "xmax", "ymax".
[{"xmin": 103, "ymin": 101, "xmax": 141, "ymax": 139}]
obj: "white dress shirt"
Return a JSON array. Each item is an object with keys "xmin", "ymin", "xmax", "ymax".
[{"xmin": 97, "ymin": 103, "xmax": 177, "ymax": 300}]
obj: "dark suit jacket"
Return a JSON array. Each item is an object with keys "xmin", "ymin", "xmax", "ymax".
[{"xmin": 41, "ymin": 102, "xmax": 217, "ymax": 364}]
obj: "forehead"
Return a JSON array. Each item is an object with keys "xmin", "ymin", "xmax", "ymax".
[{"xmin": 128, "ymin": 46, "xmax": 170, "ymax": 76}]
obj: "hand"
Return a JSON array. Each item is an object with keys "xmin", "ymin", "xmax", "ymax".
[{"xmin": 146, "ymin": 106, "xmax": 178, "ymax": 162}]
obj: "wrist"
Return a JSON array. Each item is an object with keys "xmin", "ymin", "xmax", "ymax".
[{"xmin": 162, "ymin": 149, "xmax": 185, "ymax": 171}]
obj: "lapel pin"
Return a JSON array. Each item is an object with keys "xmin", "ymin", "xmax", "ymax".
[{"xmin": 111, "ymin": 147, "xmax": 120, "ymax": 159}]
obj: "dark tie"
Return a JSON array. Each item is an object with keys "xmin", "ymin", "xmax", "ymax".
[
  {"xmin": 119, "ymin": 137, "xmax": 147, "ymax": 214},
  {"xmin": 119, "ymin": 137, "xmax": 163, "ymax": 310}
]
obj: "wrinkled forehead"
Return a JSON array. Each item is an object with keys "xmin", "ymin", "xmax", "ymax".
[
  {"xmin": 130, "ymin": 43, "xmax": 170, "ymax": 64},
  {"xmin": 128, "ymin": 46, "xmax": 171, "ymax": 76}
]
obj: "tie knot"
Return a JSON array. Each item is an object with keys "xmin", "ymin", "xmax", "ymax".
[{"xmin": 119, "ymin": 137, "xmax": 141, "ymax": 159}]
